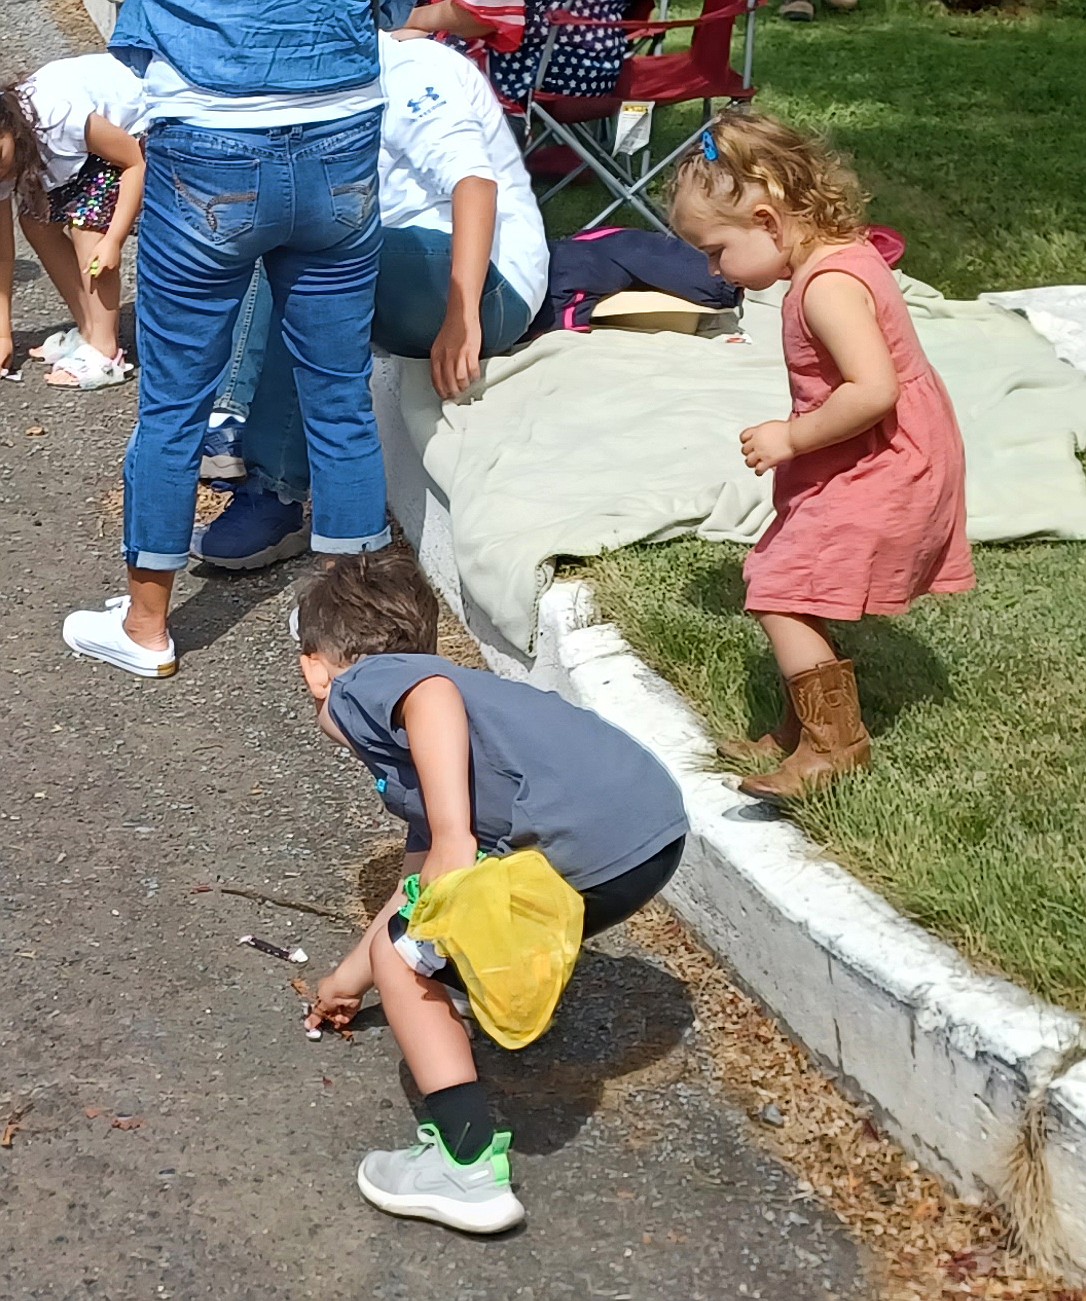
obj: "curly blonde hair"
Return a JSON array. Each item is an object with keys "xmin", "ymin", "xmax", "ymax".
[{"xmin": 670, "ymin": 111, "xmax": 867, "ymax": 242}]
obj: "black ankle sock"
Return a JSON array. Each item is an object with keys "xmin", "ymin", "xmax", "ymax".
[{"xmin": 425, "ymin": 1081, "xmax": 494, "ymax": 1164}]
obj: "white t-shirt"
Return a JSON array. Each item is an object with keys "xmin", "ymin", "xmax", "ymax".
[
  {"xmin": 142, "ymin": 57, "xmax": 382, "ymax": 128},
  {"xmin": 378, "ymin": 34, "xmax": 548, "ymax": 317},
  {"xmin": 0, "ymin": 53, "xmax": 148, "ymax": 201}
]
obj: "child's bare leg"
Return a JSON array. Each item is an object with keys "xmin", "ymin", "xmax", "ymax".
[
  {"xmin": 371, "ymin": 925, "xmax": 477, "ymax": 1096},
  {"xmin": 328, "ymin": 880, "xmax": 410, "ymax": 999},
  {"xmin": 371, "ymin": 922, "xmax": 498, "ymax": 1167},
  {"xmin": 357, "ymin": 870, "xmax": 521, "ymax": 1229},
  {"xmin": 740, "ymin": 611, "xmax": 869, "ymax": 802},
  {"xmin": 67, "ymin": 226, "xmax": 122, "ymax": 357},
  {"xmin": 19, "ymin": 217, "xmax": 86, "ymax": 340},
  {"xmin": 755, "ymin": 611, "xmax": 836, "ymax": 678}
]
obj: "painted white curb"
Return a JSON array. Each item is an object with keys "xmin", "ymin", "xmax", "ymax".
[{"xmin": 374, "ymin": 356, "xmax": 1086, "ymax": 1271}]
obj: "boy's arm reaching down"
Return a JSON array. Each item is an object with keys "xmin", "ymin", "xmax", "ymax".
[{"xmin": 398, "ymin": 676, "xmax": 479, "ymax": 886}]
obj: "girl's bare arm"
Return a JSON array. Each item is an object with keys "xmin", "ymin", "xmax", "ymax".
[
  {"xmin": 83, "ymin": 114, "xmax": 145, "ymax": 260},
  {"xmin": 0, "ymin": 197, "xmax": 13, "ymax": 370},
  {"xmin": 787, "ymin": 270, "xmax": 901, "ymax": 455}
]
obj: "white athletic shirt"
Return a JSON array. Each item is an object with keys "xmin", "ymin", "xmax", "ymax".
[
  {"xmin": 0, "ymin": 53, "xmax": 148, "ymax": 201},
  {"xmin": 142, "ymin": 57, "xmax": 382, "ymax": 127},
  {"xmin": 377, "ymin": 34, "xmax": 548, "ymax": 316}
]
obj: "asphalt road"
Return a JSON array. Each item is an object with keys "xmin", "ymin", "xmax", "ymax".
[{"xmin": 0, "ymin": 3, "xmax": 873, "ymax": 1297}]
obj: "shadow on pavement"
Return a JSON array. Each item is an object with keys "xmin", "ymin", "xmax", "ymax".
[
  {"xmin": 174, "ymin": 557, "xmax": 306, "ymax": 655},
  {"xmin": 397, "ymin": 948, "xmax": 694, "ymax": 1157}
]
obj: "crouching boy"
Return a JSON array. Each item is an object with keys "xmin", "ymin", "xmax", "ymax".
[{"xmin": 298, "ymin": 551, "xmax": 688, "ymax": 1233}]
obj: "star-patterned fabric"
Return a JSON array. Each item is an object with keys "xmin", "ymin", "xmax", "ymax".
[{"xmin": 444, "ymin": 0, "xmax": 630, "ymax": 109}]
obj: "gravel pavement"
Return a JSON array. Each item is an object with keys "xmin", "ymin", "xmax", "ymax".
[{"xmin": 0, "ymin": 4, "xmax": 873, "ymax": 1297}]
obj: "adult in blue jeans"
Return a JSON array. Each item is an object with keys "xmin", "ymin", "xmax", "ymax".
[
  {"xmin": 193, "ymin": 32, "xmax": 549, "ymax": 571},
  {"xmin": 62, "ymin": 0, "xmax": 386, "ymax": 678}
]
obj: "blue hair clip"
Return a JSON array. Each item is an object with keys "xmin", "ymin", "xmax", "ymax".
[{"xmin": 701, "ymin": 128, "xmax": 719, "ymax": 162}]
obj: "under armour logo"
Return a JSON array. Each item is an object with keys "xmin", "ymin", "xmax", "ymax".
[{"xmin": 407, "ymin": 86, "xmax": 444, "ymax": 114}]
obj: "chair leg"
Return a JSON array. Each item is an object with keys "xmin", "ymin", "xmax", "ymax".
[
  {"xmin": 530, "ymin": 108, "xmax": 662, "ymax": 224},
  {"xmin": 538, "ymin": 160, "xmax": 592, "ymax": 205}
]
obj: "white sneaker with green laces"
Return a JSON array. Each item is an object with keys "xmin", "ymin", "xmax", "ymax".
[{"xmin": 357, "ymin": 1124, "xmax": 525, "ymax": 1234}]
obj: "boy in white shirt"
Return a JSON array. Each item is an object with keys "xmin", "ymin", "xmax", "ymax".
[
  {"xmin": 194, "ymin": 35, "xmax": 549, "ymax": 568},
  {"xmin": 375, "ymin": 32, "xmax": 548, "ymax": 394}
]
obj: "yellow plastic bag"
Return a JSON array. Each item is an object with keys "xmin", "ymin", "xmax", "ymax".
[{"xmin": 407, "ymin": 849, "xmax": 584, "ymax": 1050}]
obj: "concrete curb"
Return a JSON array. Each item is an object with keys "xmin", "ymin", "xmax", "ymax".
[{"xmin": 374, "ymin": 357, "xmax": 1086, "ymax": 1273}]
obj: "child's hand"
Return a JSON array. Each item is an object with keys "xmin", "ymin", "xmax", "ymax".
[
  {"xmin": 304, "ymin": 971, "xmax": 363, "ymax": 1031},
  {"xmin": 420, "ymin": 834, "xmax": 479, "ymax": 888},
  {"xmin": 430, "ymin": 310, "xmax": 483, "ymax": 401},
  {"xmin": 84, "ymin": 235, "xmax": 122, "ymax": 278},
  {"xmin": 740, "ymin": 420, "xmax": 795, "ymax": 476}
]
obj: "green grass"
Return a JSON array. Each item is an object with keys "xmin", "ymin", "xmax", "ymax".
[
  {"xmin": 587, "ymin": 540, "xmax": 1086, "ymax": 1011},
  {"xmin": 545, "ymin": 0, "xmax": 1086, "ymax": 297},
  {"xmin": 543, "ymin": 0, "xmax": 1086, "ymax": 1008}
]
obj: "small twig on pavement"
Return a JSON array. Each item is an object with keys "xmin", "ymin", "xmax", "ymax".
[
  {"xmin": 194, "ymin": 884, "xmax": 352, "ymax": 923},
  {"xmin": 1, "ymin": 1102, "xmax": 34, "ymax": 1149}
]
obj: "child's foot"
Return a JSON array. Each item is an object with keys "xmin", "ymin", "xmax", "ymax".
[
  {"xmin": 738, "ymin": 659, "xmax": 870, "ymax": 803},
  {"xmin": 201, "ymin": 411, "xmax": 247, "ymax": 481},
  {"xmin": 717, "ymin": 698, "xmax": 800, "ymax": 766},
  {"xmin": 357, "ymin": 1124, "xmax": 524, "ymax": 1234},
  {"xmin": 46, "ymin": 343, "xmax": 132, "ymax": 390},
  {"xmin": 189, "ymin": 481, "xmax": 309, "ymax": 570},
  {"xmin": 29, "ymin": 327, "xmax": 84, "ymax": 364},
  {"xmin": 717, "ymin": 732, "xmax": 789, "ymax": 765}
]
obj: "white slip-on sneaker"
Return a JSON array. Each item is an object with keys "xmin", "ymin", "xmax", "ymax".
[{"xmin": 62, "ymin": 596, "xmax": 177, "ymax": 678}]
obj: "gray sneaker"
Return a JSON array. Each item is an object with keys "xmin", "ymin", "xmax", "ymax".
[{"xmin": 357, "ymin": 1124, "xmax": 525, "ymax": 1234}]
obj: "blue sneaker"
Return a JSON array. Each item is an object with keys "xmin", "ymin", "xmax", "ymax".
[
  {"xmin": 190, "ymin": 481, "xmax": 309, "ymax": 570},
  {"xmin": 200, "ymin": 411, "xmax": 246, "ymax": 481}
]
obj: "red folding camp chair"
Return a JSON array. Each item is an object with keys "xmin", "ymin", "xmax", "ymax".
[{"xmin": 524, "ymin": 0, "xmax": 764, "ymax": 233}]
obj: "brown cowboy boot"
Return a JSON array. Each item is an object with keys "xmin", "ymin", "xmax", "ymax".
[
  {"xmin": 716, "ymin": 690, "xmax": 801, "ymax": 766},
  {"xmin": 738, "ymin": 659, "xmax": 871, "ymax": 803}
]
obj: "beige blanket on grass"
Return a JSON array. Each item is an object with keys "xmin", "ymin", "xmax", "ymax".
[{"xmin": 397, "ymin": 275, "xmax": 1086, "ymax": 653}]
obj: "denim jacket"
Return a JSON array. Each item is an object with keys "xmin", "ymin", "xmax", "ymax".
[{"xmin": 109, "ymin": 0, "xmax": 379, "ymax": 97}]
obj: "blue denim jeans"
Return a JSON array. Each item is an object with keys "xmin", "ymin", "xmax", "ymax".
[
  {"xmin": 123, "ymin": 108, "xmax": 389, "ymax": 568},
  {"xmin": 228, "ymin": 226, "xmax": 533, "ymax": 502},
  {"xmin": 212, "ymin": 265, "xmax": 270, "ymax": 419}
]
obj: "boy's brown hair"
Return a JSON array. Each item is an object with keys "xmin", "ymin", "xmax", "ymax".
[{"xmin": 297, "ymin": 550, "xmax": 439, "ymax": 662}]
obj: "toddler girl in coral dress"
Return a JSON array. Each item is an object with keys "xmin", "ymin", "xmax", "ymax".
[{"xmin": 671, "ymin": 112, "xmax": 975, "ymax": 802}]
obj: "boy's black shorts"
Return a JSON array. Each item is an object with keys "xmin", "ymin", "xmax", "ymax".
[
  {"xmin": 580, "ymin": 835, "xmax": 685, "ymax": 938},
  {"xmin": 411, "ymin": 836, "xmax": 686, "ymax": 995}
]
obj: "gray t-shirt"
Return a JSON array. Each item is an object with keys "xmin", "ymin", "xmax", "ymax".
[{"xmin": 328, "ymin": 654, "xmax": 688, "ymax": 891}]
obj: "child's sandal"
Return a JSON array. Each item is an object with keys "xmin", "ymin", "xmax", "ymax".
[
  {"xmin": 45, "ymin": 342, "xmax": 133, "ymax": 391},
  {"xmin": 29, "ymin": 327, "xmax": 85, "ymax": 365}
]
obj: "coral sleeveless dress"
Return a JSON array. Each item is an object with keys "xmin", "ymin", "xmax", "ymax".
[{"xmin": 743, "ymin": 241, "xmax": 975, "ymax": 620}]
